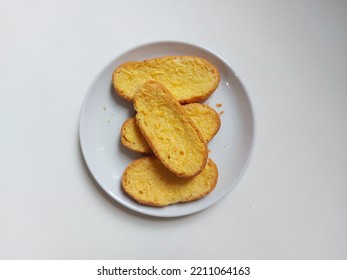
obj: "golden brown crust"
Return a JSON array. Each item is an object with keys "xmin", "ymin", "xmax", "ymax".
[
  {"xmin": 134, "ymin": 81, "xmax": 208, "ymax": 177},
  {"xmin": 113, "ymin": 56, "xmax": 220, "ymax": 103},
  {"xmin": 203, "ymin": 104, "xmax": 221, "ymax": 140},
  {"xmin": 122, "ymin": 156, "xmax": 218, "ymax": 207}
]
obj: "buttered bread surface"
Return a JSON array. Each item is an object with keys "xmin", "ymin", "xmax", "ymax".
[
  {"xmin": 122, "ymin": 156, "xmax": 218, "ymax": 207},
  {"xmin": 134, "ymin": 81, "xmax": 208, "ymax": 177},
  {"xmin": 113, "ymin": 56, "xmax": 220, "ymax": 103}
]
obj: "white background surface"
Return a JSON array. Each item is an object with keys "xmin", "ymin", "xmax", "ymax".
[{"xmin": 1, "ymin": 0, "xmax": 346, "ymax": 259}]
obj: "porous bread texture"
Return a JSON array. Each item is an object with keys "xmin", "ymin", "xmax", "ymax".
[
  {"xmin": 183, "ymin": 103, "xmax": 221, "ymax": 143},
  {"xmin": 122, "ymin": 156, "xmax": 218, "ymax": 207},
  {"xmin": 121, "ymin": 118, "xmax": 151, "ymax": 153},
  {"xmin": 113, "ymin": 56, "xmax": 220, "ymax": 103},
  {"xmin": 134, "ymin": 81, "xmax": 208, "ymax": 177},
  {"xmin": 121, "ymin": 103, "xmax": 221, "ymax": 153}
]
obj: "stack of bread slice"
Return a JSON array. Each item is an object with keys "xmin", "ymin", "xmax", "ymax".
[{"xmin": 113, "ymin": 56, "xmax": 221, "ymax": 207}]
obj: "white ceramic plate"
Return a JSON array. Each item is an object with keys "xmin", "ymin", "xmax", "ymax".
[{"xmin": 79, "ymin": 41, "xmax": 255, "ymax": 217}]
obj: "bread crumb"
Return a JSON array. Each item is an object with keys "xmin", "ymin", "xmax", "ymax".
[
  {"xmin": 208, "ymin": 149, "xmax": 211, "ymax": 153},
  {"xmin": 219, "ymin": 110, "xmax": 224, "ymax": 115},
  {"xmin": 216, "ymin": 103, "xmax": 222, "ymax": 108},
  {"xmin": 103, "ymin": 107, "xmax": 107, "ymax": 111}
]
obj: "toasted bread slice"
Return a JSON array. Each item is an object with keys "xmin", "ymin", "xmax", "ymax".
[
  {"xmin": 183, "ymin": 103, "xmax": 221, "ymax": 142},
  {"xmin": 121, "ymin": 118, "xmax": 152, "ymax": 153},
  {"xmin": 121, "ymin": 103, "xmax": 221, "ymax": 153},
  {"xmin": 134, "ymin": 81, "xmax": 208, "ymax": 177},
  {"xmin": 113, "ymin": 56, "xmax": 220, "ymax": 103},
  {"xmin": 122, "ymin": 156, "xmax": 218, "ymax": 207}
]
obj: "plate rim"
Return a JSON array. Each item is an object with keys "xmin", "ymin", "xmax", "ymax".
[{"xmin": 79, "ymin": 40, "xmax": 256, "ymax": 218}]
